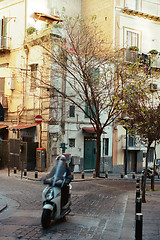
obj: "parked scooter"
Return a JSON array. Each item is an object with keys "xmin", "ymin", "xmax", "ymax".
[{"xmin": 41, "ymin": 157, "xmax": 72, "ymax": 228}]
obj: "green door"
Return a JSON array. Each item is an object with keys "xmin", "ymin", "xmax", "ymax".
[{"xmin": 84, "ymin": 137, "xmax": 97, "ymax": 170}]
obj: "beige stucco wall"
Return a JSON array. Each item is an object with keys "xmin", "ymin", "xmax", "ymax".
[{"xmin": 81, "ymin": 0, "xmax": 115, "ymax": 47}]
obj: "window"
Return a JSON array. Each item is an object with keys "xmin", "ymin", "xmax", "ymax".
[
  {"xmin": 126, "ymin": 31, "xmax": 139, "ymax": 48},
  {"xmin": 69, "ymin": 105, "xmax": 75, "ymax": 117},
  {"xmin": 30, "ymin": 64, "xmax": 38, "ymax": 90},
  {"xmin": 103, "ymin": 138, "xmax": 109, "ymax": 155},
  {"xmin": 69, "ymin": 138, "xmax": 75, "ymax": 147},
  {"xmin": 0, "ymin": 17, "xmax": 7, "ymax": 49},
  {"xmin": 125, "ymin": 0, "xmax": 140, "ymax": 11},
  {"xmin": 0, "ymin": 78, "xmax": 5, "ymax": 96},
  {"xmin": 85, "ymin": 102, "xmax": 96, "ymax": 118}
]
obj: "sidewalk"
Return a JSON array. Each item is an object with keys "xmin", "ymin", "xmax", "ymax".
[{"xmin": 0, "ymin": 169, "xmax": 160, "ymax": 239}]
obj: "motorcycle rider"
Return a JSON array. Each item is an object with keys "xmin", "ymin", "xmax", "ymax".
[{"xmin": 41, "ymin": 155, "xmax": 72, "ymax": 212}]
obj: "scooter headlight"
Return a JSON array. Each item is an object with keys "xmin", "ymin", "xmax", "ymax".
[{"xmin": 46, "ymin": 188, "xmax": 54, "ymax": 200}]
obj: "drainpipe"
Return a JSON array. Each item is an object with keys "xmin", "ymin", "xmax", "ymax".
[{"xmin": 18, "ymin": 107, "xmax": 25, "ymax": 125}]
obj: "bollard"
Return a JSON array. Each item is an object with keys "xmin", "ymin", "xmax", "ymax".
[
  {"xmin": 81, "ymin": 171, "xmax": 85, "ymax": 179},
  {"xmin": 136, "ymin": 182, "xmax": 140, "ymax": 189},
  {"xmin": 136, "ymin": 176, "xmax": 140, "ymax": 183},
  {"xmin": 132, "ymin": 172, "xmax": 135, "ymax": 179},
  {"xmin": 151, "ymin": 174, "xmax": 154, "ymax": 190},
  {"xmin": 93, "ymin": 171, "xmax": 96, "ymax": 178},
  {"xmin": 24, "ymin": 169, "xmax": 27, "ymax": 176},
  {"xmin": 136, "ymin": 197, "xmax": 141, "ymax": 214},
  {"xmin": 35, "ymin": 171, "xmax": 38, "ymax": 179},
  {"xmin": 121, "ymin": 173, "xmax": 124, "ymax": 178},
  {"xmin": 105, "ymin": 171, "xmax": 108, "ymax": 178},
  {"xmin": 14, "ymin": 167, "xmax": 17, "ymax": 174},
  {"xmin": 136, "ymin": 188, "xmax": 140, "ymax": 199},
  {"xmin": 135, "ymin": 213, "xmax": 143, "ymax": 240}
]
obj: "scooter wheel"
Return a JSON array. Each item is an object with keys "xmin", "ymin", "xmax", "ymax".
[{"xmin": 41, "ymin": 209, "xmax": 52, "ymax": 229}]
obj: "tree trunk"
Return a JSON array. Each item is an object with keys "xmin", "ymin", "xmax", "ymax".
[
  {"xmin": 95, "ymin": 130, "xmax": 101, "ymax": 177},
  {"xmin": 152, "ymin": 141, "xmax": 157, "ymax": 191},
  {"xmin": 142, "ymin": 142, "xmax": 152, "ymax": 203}
]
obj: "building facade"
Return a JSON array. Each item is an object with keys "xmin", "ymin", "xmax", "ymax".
[{"xmin": 0, "ymin": 0, "xmax": 160, "ymax": 173}]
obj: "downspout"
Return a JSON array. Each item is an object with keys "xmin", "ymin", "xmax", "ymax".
[{"xmin": 18, "ymin": 107, "xmax": 25, "ymax": 125}]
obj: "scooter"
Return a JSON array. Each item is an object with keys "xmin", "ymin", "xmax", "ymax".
[{"xmin": 41, "ymin": 158, "xmax": 72, "ymax": 229}]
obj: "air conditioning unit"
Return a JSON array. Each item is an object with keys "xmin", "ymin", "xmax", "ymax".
[
  {"xmin": 150, "ymin": 83, "xmax": 158, "ymax": 91},
  {"xmin": 7, "ymin": 75, "xmax": 15, "ymax": 90}
]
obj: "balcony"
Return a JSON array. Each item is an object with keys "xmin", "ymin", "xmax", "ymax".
[
  {"xmin": 0, "ymin": 36, "xmax": 11, "ymax": 54},
  {"xmin": 122, "ymin": 49, "xmax": 160, "ymax": 69},
  {"xmin": 121, "ymin": 134, "xmax": 141, "ymax": 150}
]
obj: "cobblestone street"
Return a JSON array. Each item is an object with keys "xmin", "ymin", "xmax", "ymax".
[
  {"xmin": 1, "ymin": 171, "xmax": 160, "ymax": 239},
  {"xmin": 0, "ymin": 171, "xmax": 136, "ymax": 240}
]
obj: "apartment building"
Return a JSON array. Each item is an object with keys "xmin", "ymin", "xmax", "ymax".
[
  {"xmin": 82, "ymin": 0, "xmax": 160, "ymax": 173},
  {"xmin": 1, "ymin": 0, "xmax": 159, "ymax": 173}
]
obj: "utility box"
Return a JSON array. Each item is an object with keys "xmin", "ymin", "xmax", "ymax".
[{"xmin": 36, "ymin": 148, "xmax": 46, "ymax": 171}]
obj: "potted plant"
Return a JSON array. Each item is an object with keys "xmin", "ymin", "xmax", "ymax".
[
  {"xmin": 148, "ymin": 49, "xmax": 159, "ymax": 56},
  {"xmin": 129, "ymin": 46, "xmax": 139, "ymax": 52}
]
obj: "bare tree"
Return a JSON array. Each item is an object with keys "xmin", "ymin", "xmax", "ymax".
[{"xmin": 38, "ymin": 16, "xmax": 126, "ymax": 177}]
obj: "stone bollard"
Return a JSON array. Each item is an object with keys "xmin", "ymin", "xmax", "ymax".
[
  {"xmin": 105, "ymin": 171, "xmax": 108, "ymax": 178},
  {"xmin": 136, "ymin": 188, "xmax": 140, "ymax": 199},
  {"xmin": 135, "ymin": 213, "xmax": 143, "ymax": 240},
  {"xmin": 14, "ymin": 167, "xmax": 17, "ymax": 174},
  {"xmin": 136, "ymin": 197, "xmax": 142, "ymax": 214},
  {"xmin": 24, "ymin": 169, "xmax": 27, "ymax": 176},
  {"xmin": 93, "ymin": 171, "xmax": 96, "ymax": 178},
  {"xmin": 81, "ymin": 171, "xmax": 85, "ymax": 179},
  {"xmin": 35, "ymin": 171, "xmax": 38, "ymax": 179}
]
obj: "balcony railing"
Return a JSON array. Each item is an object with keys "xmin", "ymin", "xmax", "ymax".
[{"xmin": 123, "ymin": 49, "xmax": 160, "ymax": 69}]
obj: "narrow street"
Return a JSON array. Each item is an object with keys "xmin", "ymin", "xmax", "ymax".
[{"xmin": 0, "ymin": 172, "xmax": 136, "ymax": 240}]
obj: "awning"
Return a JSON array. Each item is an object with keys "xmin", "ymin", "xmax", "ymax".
[
  {"xmin": 82, "ymin": 127, "xmax": 107, "ymax": 134},
  {"xmin": 9, "ymin": 125, "xmax": 36, "ymax": 130},
  {"xmin": 0, "ymin": 125, "xmax": 8, "ymax": 130},
  {"xmin": 33, "ymin": 12, "xmax": 63, "ymax": 24}
]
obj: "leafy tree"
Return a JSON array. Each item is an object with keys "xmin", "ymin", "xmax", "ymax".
[{"xmin": 122, "ymin": 77, "xmax": 160, "ymax": 202}]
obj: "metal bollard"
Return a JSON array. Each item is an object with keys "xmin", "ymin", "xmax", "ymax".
[
  {"xmin": 136, "ymin": 197, "xmax": 141, "ymax": 214},
  {"xmin": 135, "ymin": 213, "xmax": 143, "ymax": 240},
  {"xmin": 93, "ymin": 171, "xmax": 96, "ymax": 178},
  {"xmin": 151, "ymin": 174, "xmax": 154, "ymax": 190},
  {"xmin": 81, "ymin": 171, "xmax": 85, "ymax": 179},
  {"xmin": 136, "ymin": 176, "xmax": 140, "ymax": 183},
  {"xmin": 35, "ymin": 171, "xmax": 38, "ymax": 179},
  {"xmin": 14, "ymin": 167, "xmax": 17, "ymax": 174},
  {"xmin": 105, "ymin": 171, "xmax": 108, "ymax": 178},
  {"xmin": 136, "ymin": 182, "xmax": 140, "ymax": 189},
  {"xmin": 132, "ymin": 172, "xmax": 135, "ymax": 179},
  {"xmin": 24, "ymin": 169, "xmax": 27, "ymax": 176},
  {"xmin": 121, "ymin": 173, "xmax": 124, "ymax": 178},
  {"xmin": 136, "ymin": 188, "xmax": 140, "ymax": 199}
]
